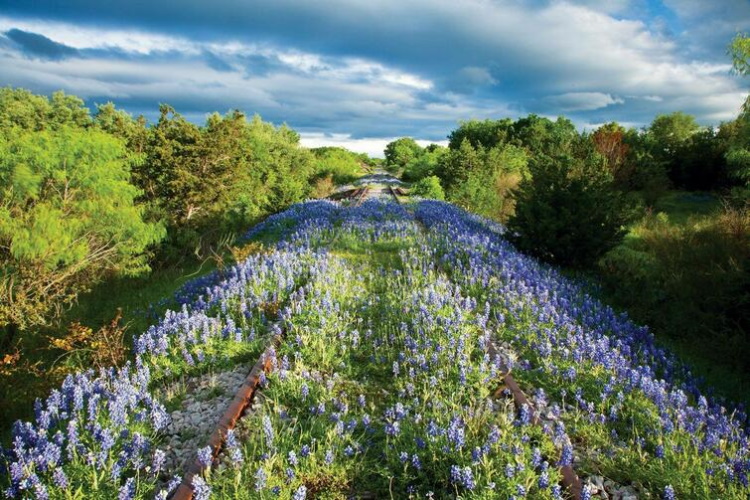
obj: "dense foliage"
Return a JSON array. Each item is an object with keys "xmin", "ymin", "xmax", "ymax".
[
  {"xmin": 0, "ymin": 124, "xmax": 164, "ymax": 342},
  {"xmin": 409, "ymin": 175, "xmax": 445, "ymax": 200},
  {"xmin": 0, "ymin": 87, "xmax": 358, "ymax": 350}
]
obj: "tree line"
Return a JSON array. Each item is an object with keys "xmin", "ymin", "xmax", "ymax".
[{"xmin": 0, "ymin": 88, "xmax": 368, "ymax": 347}]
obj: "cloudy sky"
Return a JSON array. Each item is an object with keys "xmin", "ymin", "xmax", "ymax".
[{"xmin": 0, "ymin": 0, "xmax": 748, "ymax": 156}]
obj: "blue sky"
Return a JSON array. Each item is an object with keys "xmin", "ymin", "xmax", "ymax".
[{"xmin": 0, "ymin": 0, "xmax": 748, "ymax": 156}]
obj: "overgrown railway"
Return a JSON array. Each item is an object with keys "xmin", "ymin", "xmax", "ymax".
[{"xmin": 169, "ymin": 174, "xmax": 583, "ymax": 500}]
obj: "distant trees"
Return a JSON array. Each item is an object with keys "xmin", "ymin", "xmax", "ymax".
[{"xmin": 311, "ymin": 147, "xmax": 365, "ymax": 184}]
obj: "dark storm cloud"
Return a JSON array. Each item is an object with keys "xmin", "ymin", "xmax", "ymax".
[{"xmin": 4, "ymin": 28, "xmax": 78, "ymax": 60}]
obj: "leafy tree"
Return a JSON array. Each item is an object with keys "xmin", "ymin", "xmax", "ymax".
[
  {"xmin": 448, "ymin": 119, "xmax": 512, "ymax": 150},
  {"xmin": 441, "ymin": 140, "xmax": 528, "ymax": 221},
  {"xmin": 439, "ymin": 139, "xmax": 484, "ymax": 191},
  {"xmin": 384, "ymin": 137, "xmax": 422, "ymax": 173},
  {"xmin": 0, "ymin": 88, "xmax": 91, "ymax": 135},
  {"xmin": 726, "ymin": 34, "xmax": 750, "ymax": 198},
  {"xmin": 0, "ymin": 127, "xmax": 164, "ymax": 344},
  {"xmin": 730, "ymin": 33, "xmax": 750, "ymax": 115},
  {"xmin": 410, "ymin": 175, "xmax": 445, "ymax": 200},
  {"xmin": 507, "ymin": 153, "xmax": 632, "ymax": 268},
  {"xmin": 402, "ymin": 145, "xmax": 446, "ymax": 182},
  {"xmin": 510, "ymin": 115, "xmax": 578, "ymax": 159},
  {"xmin": 648, "ymin": 112, "xmax": 701, "ymax": 187},
  {"xmin": 49, "ymin": 91, "xmax": 91, "ymax": 129}
]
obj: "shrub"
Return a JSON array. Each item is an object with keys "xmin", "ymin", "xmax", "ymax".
[
  {"xmin": 410, "ymin": 175, "xmax": 445, "ymax": 200},
  {"xmin": 507, "ymin": 154, "xmax": 632, "ymax": 268}
]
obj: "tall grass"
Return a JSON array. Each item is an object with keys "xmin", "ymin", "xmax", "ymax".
[{"xmin": 598, "ymin": 198, "xmax": 750, "ymax": 403}]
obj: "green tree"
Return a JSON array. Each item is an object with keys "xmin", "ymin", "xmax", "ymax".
[
  {"xmin": 730, "ymin": 33, "xmax": 750, "ymax": 115},
  {"xmin": 402, "ymin": 145, "xmax": 446, "ymax": 182},
  {"xmin": 384, "ymin": 137, "xmax": 422, "ymax": 173},
  {"xmin": 507, "ymin": 153, "xmax": 632, "ymax": 268},
  {"xmin": 410, "ymin": 175, "xmax": 445, "ymax": 200},
  {"xmin": 648, "ymin": 112, "xmax": 700, "ymax": 187},
  {"xmin": 0, "ymin": 127, "xmax": 164, "ymax": 344},
  {"xmin": 0, "ymin": 88, "xmax": 91, "ymax": 135},
  {"xmin": 726, "ymin": 34, "xmax": 750, "ymax": 198},
  {"xmin": 447, "ymin": 119, "xmax": 512, "ymax": 150}
]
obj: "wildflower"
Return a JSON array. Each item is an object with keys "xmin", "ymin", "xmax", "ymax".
[
  {"xmin": 193, "ymin": 476, "xmax": 211, "ymax": 500},
  {"xmin": 293, "ymin": 485, "xmax": 307, "ymax": 500},
  {"xmin": 152, "ymin": 449, "xmax": 167, "ymax": 474},
  {"xmin": 558, "ymin": 444, "xmax": 574, "ymax": 467},
  {"xmin": 254, "ymin": 467, "xmax": 267, "ymax": 491},
  {"xmin": 197, "ymin": 446, "xmax": 213, "ymax": 468},
  {"xmin": 263, "ymin": 415, "xmax": 274, "ymax": 449},
  {"xmin": 663, "ymin": 485, "xmax": 676, "ymax": 500},
  {"xmin": 118, "ymin": 478, "xmax": 136, "ymax": 500},
  {"xmin": 52, "ymin": 469, "xmax": 69, "ymax": 489}
]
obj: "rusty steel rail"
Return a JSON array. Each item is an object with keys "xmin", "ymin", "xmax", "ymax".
[
  {"xmin": 170, "ymin": 335, "xmax": 282, "ymax": 500},
  {"xmin": 352, "ymin": 186, "xmax": 370, "ymax": 206},
  {"xmin": 387, "ymin": 185, "xmax": 403, "ymax": 204},
  {"xmin": 487, "ymin": 342, "xmax": 583, "ymax": 500}
]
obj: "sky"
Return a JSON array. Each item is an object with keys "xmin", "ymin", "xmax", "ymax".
[{"xmin": 0, "ymin": 0, "xmax": 748, "ymax": 157}]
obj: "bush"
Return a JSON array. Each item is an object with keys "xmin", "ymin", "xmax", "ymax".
[
  {"xmin": 507, "ymin": 154, "xmax": 632, "ymax": 268},
  {"xmin": 410, "ymin": 175, "xmax": 445, "ymax": 200}
]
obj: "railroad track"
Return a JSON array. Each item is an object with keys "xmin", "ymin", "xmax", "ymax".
[{"xmin": 171, "ymin": 182, "xmax": 583, "ymax": 500}]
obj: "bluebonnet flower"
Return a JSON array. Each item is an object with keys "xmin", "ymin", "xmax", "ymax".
[
  {"xmin": 288, "ymin": 450, "xmax": 298, "ymax": 466},
  {"xmin": 581, "ymin": 485, "xmax": 593, "ymax": 500},
  {"xmin": 538, "ymin": 471, "xmax": 550, "ymax": 489},
  {"xmin": 197, "ymin": 446, "xmax": 213, "ymax": 468},
  {"xmin": 263, "ymin": 415, "xmax": 274, "ymax": 449},
  {"xmin": 300, "ymin": 444, "xmax": 311, "ymax": 458},
  {"xmin": 293, "ymin": 485, "xmax": 307, "ymax": 500},
  {"xmin": 193, "ymin": 476, "xmax": 211, "ymax": 500},
  {"xmin": 447, "ymin": 417, "xmax": 465, "ymax": 450},
  {"xmin": 152, "ymin": 449, "xmax": 166, "ymax": 474},
  {"xmin": 52, "ymin": 469, "xmax": 69, "ymax": 489},
  {"xmin": 450, "ymin": 465, "xmax": 476, "ymax": 490},
  {"xmin": 117, "ymin": 478, "xmax": 136, "ymax": 500},
  {"xmin": 558, "ymin": 444, "xmax": 574, "ymax": 467},
  {"xmin": 663, "ymin": 485, "xmax": 676, "ymax": 500},
  {"xmin": 254, "ymin": 467, "xmax": 267, "ymax": 490}
]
